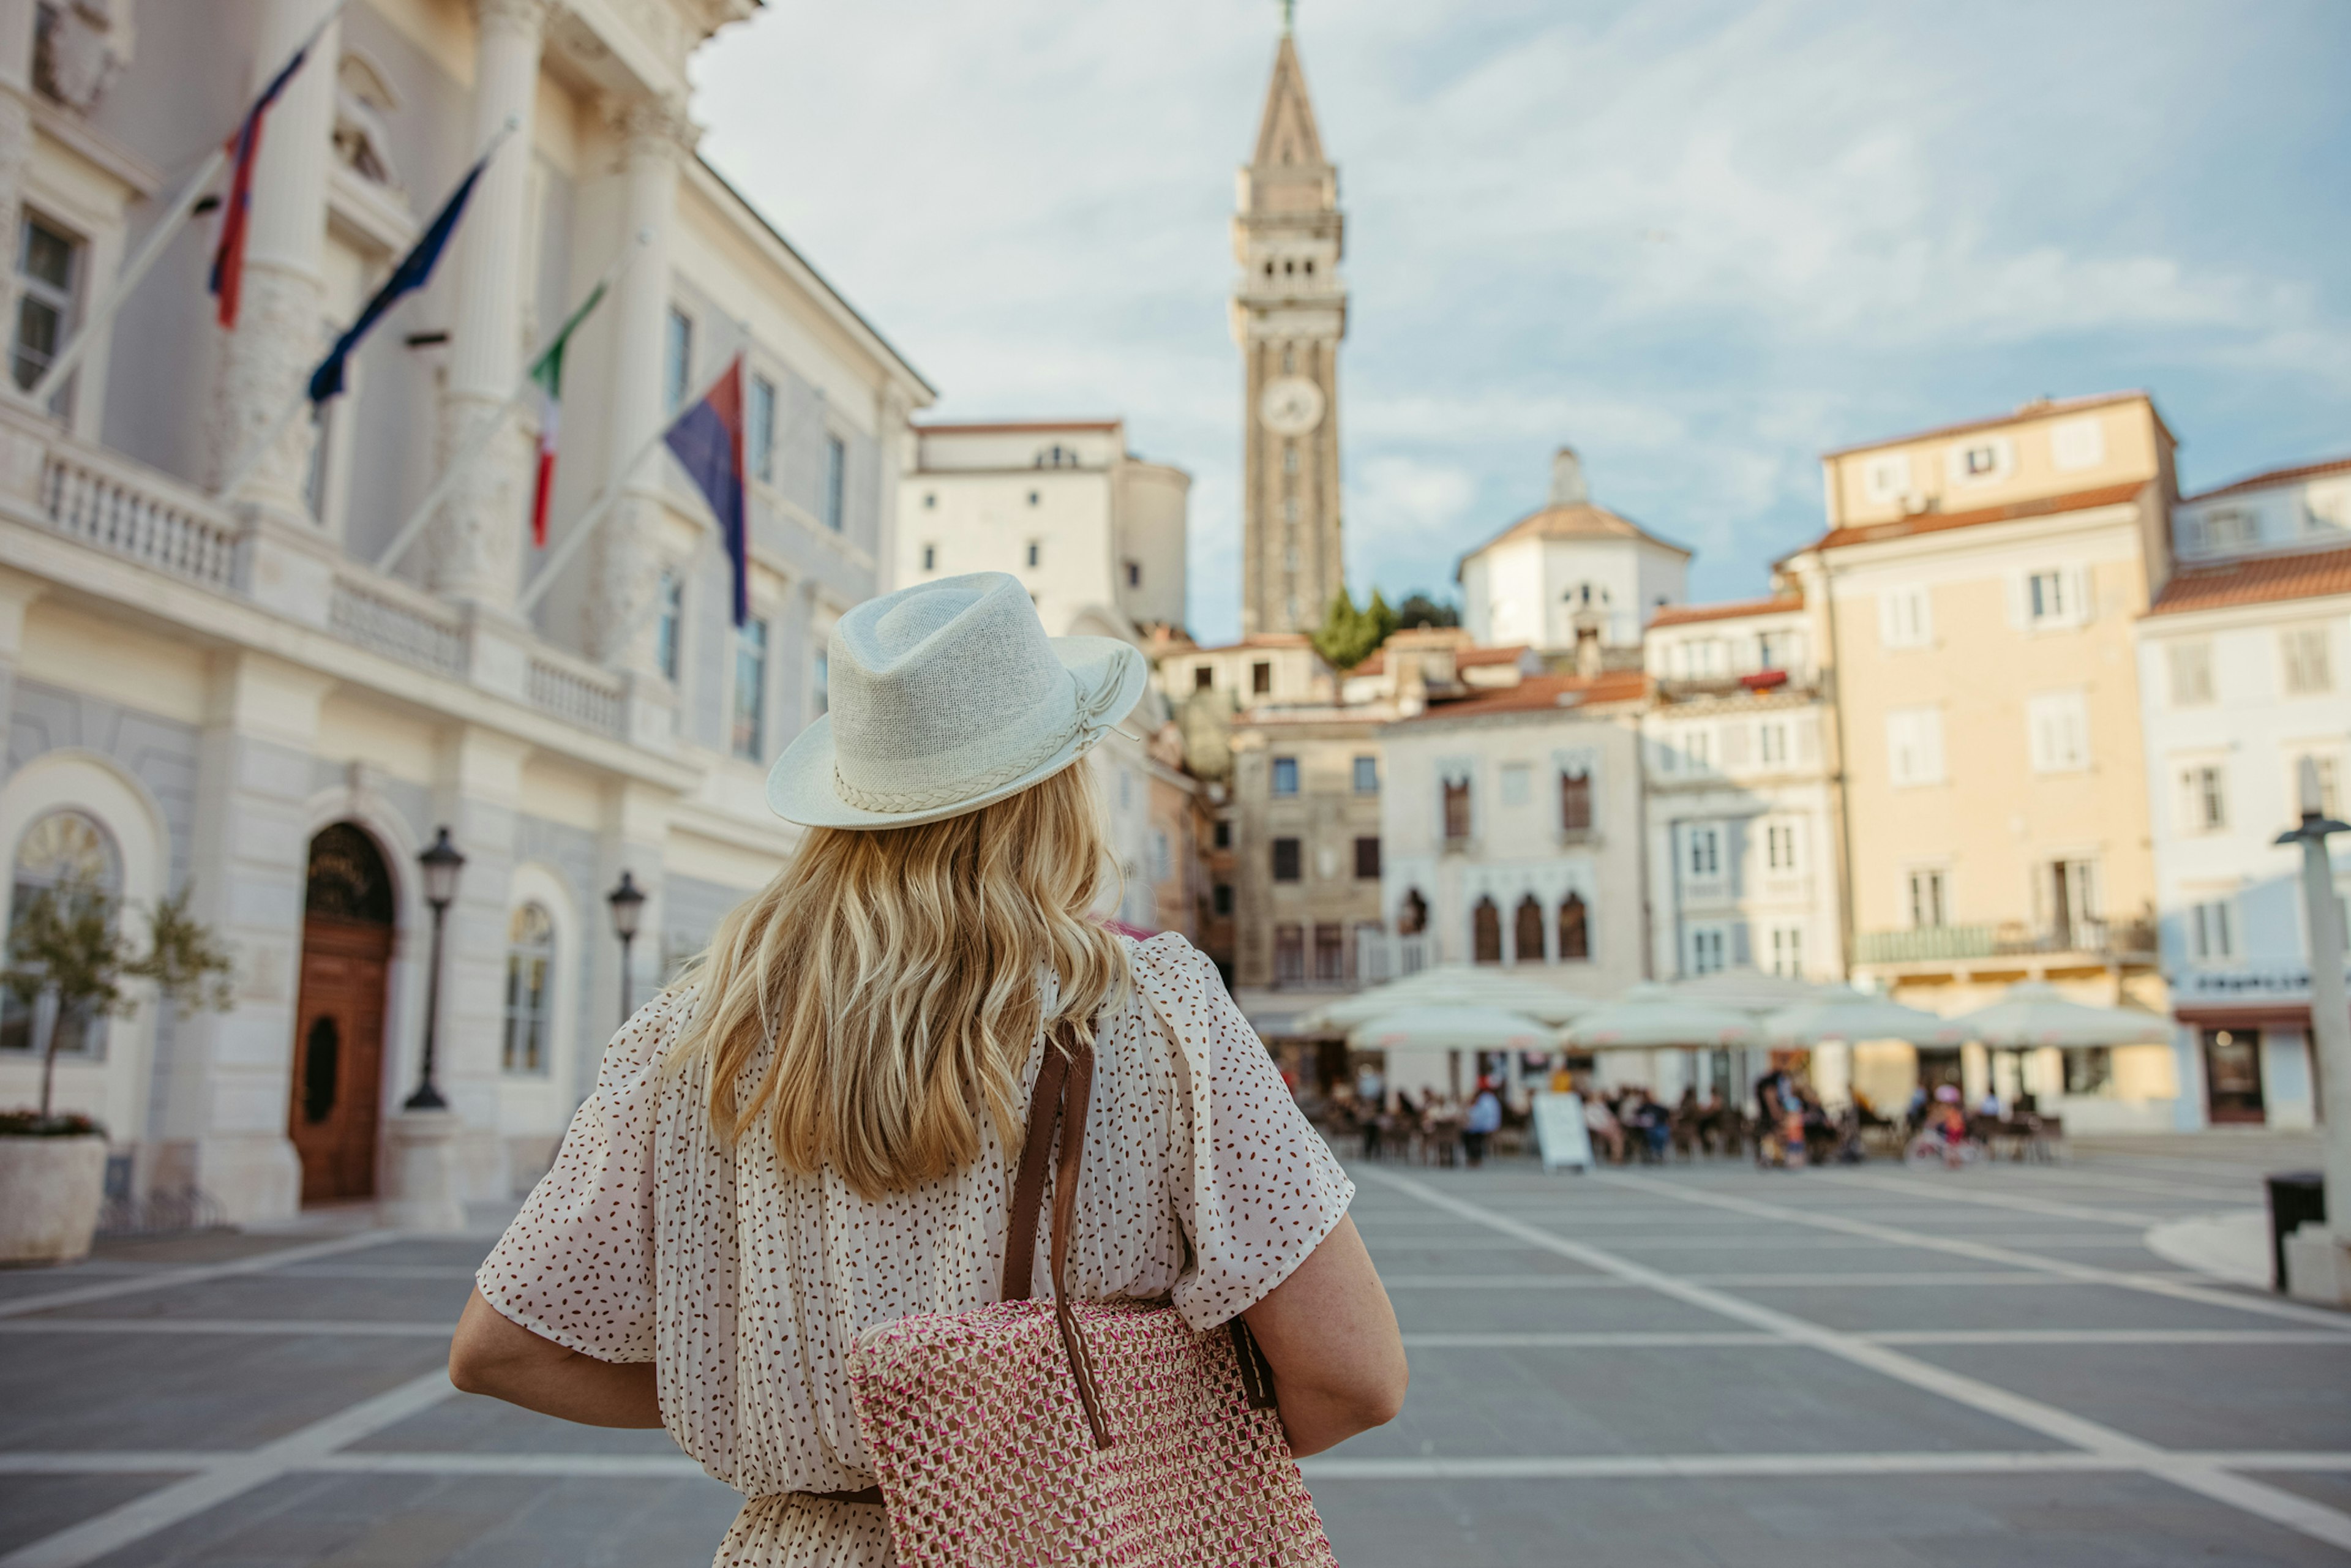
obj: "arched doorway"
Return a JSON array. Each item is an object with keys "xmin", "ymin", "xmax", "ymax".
[
  {"xmin": 288, "ymin": 823, "xmax": 396, "ymax": 1202},
  {"xmin": 1471, "ymin": 896, "xmax": 1502, "ymax": 964},
  {"xmin": 1513, "ymin": 896, "xmax": 1545, "ymax": 964}
]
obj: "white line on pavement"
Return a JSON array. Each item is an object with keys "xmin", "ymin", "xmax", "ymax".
[
  {"xmin": 1597, "ymin": 1172, "xmax": 2351, "ymax": 1332},
  {"xmin": 0, "ymin": 1370, "xmax": 456, "ymax": 1568},
  {"xmin": 0, "ymin": 1318, "xmax": 452, "ymax": 1337},
  {"xmin": 1299, "ymin": 1450, "xmax": 2351, "ymax": 1482},
  {"xmin": 1401, "ymin": 1331, "xmax": 1788, "ymax": 1348},
  {"xmin": 1357, "ymin": 1166, "xmax": 2351, "ymax": 1555},
  {"xmin": 1808, "ymin": 1172, "xmax": 2164, "ymax": 1227},
  {"xmin": 0, "ymin": 1231, "xmax": 405, "ymax": 1321},
  {"xmin": 1382, "ymin": 1269, "xmax": 2204, "ymax": 1288},
  {"xmin": 1397, "ymin": 1327, "xmax": 2351, "ymax": 1349}
]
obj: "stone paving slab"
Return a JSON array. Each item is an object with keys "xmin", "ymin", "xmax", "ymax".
[
  {"xmin": 1905, "ymin": 1341, "xmax": 2351, "ymax": 1453},
  {"xmin": 78, "ymin": 1470, "xmax": 743, "ymax": 1568},
  {"xmin": 1306, "ymin": 1471, "xmax": 2351, "ymax": 1567},
  {"xmin": 1322, "ymin": 1343, "xmax": 2063, "ymax": 1460},
  {"xmin": 31, "ymin": 1274, "xmax": 473, "ymax": 1324},
  {"xmin": 0, "ymin": 1331, "xmax": 452, "ymax": 1452},
  {"xmin": 0, "ymin": 1472, "xmax": 196, "ymax": 1556},
  {"xmin": 1714, "ymin": 1279, "xmax": 2307, "ymax": 1335},
  {"xmin": 1384, "ymin": 1283, "xmax": 1740, "ymax": 1334}
]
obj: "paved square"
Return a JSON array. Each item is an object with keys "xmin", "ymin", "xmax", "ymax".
[{"xmin": 2, "ymin": 1133, "xmax": 2347, "ymax": 1566}]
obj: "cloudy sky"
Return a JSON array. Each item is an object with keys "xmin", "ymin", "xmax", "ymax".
[{"xmin": 694, "ymin": 1, "xmax": 2351, "ymax": 645}]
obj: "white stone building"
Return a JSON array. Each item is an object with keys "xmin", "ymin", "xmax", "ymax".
[
  {"xmin": 1376, "ymin": 668, "xmax": 1649, "ymax": 993},
  {"xmin": 1457, "ymin": 449, "xmax": 1689, "ymax": 658},
  {"xmin": 0, "ymin": 0, "xmax": 932, "ymax": 1223},
  {"xmin": 898, "ymin": 418, "xmax": 1188, "ymax": 642},
  {"xmin": 2137, "ymin": 457, "xmax": 2351, "ymax": 1130},
  {"xmin": 1640, "ymin": 591, "xmax": 1845, "ymax": 989}
]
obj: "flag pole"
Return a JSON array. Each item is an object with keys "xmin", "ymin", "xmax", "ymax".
[
  {"xmin": 212, "ymin": 114, "xmax": 520, "ymax": 505},
  {"xmin": 370, "ymin": 228, "xmax": 649, "ymax": 574},
  {"xmin": 14, "ymin": 0, "xmax": 351, "ymax": 413},
  {"xmin": 514, "ymin": 328, "xmax": 752, "ymax": 621}
]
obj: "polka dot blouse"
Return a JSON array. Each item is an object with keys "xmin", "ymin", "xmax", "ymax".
[{"xmin": 476, "ymin": 931, "xmax": 1355, "ymax": 1567}]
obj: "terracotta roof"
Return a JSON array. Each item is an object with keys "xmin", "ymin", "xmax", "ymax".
[
  {"xmin": 1648, "ymin": 594, "xmax": 1803, "ymax": 629},
  {"xmin": 1401, "ymin": 669, "xmax": 1649, "ymax": 722},
  {"xmin": 2185, "ymin": 456, "xmax": 2351, "ymax": 504},
  {"xmin": 1455, "ymin": 502, "xmax": 1692, "ymax": 578},
  {"xmin": 2146, "ymin": 542, "xmax": 2351, "ymax": 617},
  {"xmin": 1811, "ymin": 481, "xmax": 2147, "ymax": 552},
  {"xmin": 1350, "ymin": 643, "xmax": 1526, "ymax": 678},
  {"xmin": 915, "ymin": 419, "xmax": 1122, "ymax": 435},
  {"xmin": 1821, "ymin": 392, "xmax": 2164, "ymax": 459}
]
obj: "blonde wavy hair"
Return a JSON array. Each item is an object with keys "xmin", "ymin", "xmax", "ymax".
[{"xmin": 672, "ymin": 763, "xmax": 1129, "ymax": 1199}]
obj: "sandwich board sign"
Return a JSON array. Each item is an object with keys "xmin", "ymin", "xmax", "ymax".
[{"xmin": 1532, "ymin": 1092, "xmax": 1593, "ymax": 1173}]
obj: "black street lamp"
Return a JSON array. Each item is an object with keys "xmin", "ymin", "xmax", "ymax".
[
  {"xmin": 406, "ymin": 826, "xmax": 466, "ymax": 1111},
  {"xmin": 607, "ymin": 871, "xmax": 645, "ymax": 1028}
]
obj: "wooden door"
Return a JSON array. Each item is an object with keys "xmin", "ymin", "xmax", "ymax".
[{"xmin": 288, "ymin": 917, "xmax": 392, "ymax": 1201}]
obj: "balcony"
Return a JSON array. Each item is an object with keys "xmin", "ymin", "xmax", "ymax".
[
  {"xmin": 1855, "ymin": 918, "xmax": 2159, "ymax": 967},
  {"xmin": 5, "ymin": 409, "xmax": 628, "ymax": 741}
]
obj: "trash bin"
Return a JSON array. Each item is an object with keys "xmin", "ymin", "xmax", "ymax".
[{"xmin": 2266, "ymin": 1171, "xmax": 2326, "ymax": 1293}]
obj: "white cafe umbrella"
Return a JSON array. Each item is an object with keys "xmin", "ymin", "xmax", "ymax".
[
  {"xmin": 1562, "ymin": 983, "xmax": 1760, "ymax": 1049},
  {"xmin": 1347, "ymin": 1005, "xmax": 1561, "ymax": 1053},
  {"xmin": 1949, "ymin": 981, "xmax": 2173, "ymax": 1049},
  {"xmin": 1669, "ymin": 967, "xmax": 1832, "ymax": 1015},
  {"xmin": 1764, "ymin": 989, "xmax": 1968, "ymax": 1049},
  {"xmin": 1305, "ymin": 968, "xmax": 1595, "ymax": 1030}
]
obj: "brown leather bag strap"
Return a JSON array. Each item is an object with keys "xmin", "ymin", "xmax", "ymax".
[
  {"xmin": 1000, "ymin": 1035, "xmax": 1070, "ymax": 1304},
  {"xmin": 1049, "ymin": 1037, "xmax": 1109, "ymax": 1447}
]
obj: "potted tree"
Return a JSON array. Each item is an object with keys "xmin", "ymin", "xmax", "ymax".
[{"xmin": 1, "ymin": 877, "xmax": 232, "ymax": 1264}]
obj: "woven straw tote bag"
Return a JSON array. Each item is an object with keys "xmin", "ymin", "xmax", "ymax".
[{"xmin": 846, "ymin": 1024, "xmax": 1341, "ymax": 1567}]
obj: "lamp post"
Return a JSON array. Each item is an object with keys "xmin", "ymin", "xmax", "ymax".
[
  {"xmin": 2278, "ymin": 759, "xmax": 2350, "ymax": 1300},
  {"xmin": 405, "ymin": 827, "xmax": 467, "ymax": 1111},
  {"xmin": 607, "ymin": 870, "xmax": 645, "ymax": 1028}
]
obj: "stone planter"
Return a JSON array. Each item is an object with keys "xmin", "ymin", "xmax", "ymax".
[{"xmin": 0, "ymin": 1135, "xmax": 110, "ymax": 1264}]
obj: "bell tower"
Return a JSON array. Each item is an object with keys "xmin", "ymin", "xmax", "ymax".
[{"xmin": 1232, "ymin": 10, "xmax": 1346, "ymax": 638}]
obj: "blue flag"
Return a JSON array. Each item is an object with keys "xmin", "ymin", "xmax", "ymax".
[
  {"xmin": 307, "ymin": 151, "xmax": 490, "ymax": 404},
  {"xmin": 664, "ymin": 355, "xmax": 749, "ymax": 628}
]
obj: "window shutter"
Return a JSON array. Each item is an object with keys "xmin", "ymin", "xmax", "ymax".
[{"xmin": 1730, "ymin": 921, "xmax": 1752, "ymax": 967}]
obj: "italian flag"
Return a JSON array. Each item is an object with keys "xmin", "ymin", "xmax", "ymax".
[{"xmin": 527, "ymin": 282, "xmax": 606, "ymax": 548}]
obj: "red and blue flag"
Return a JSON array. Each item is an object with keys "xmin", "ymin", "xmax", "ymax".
[
  {"xmin": 208, "ymin": 42, "xmax": 313, "ymax": 330},
  {"xmin": 664, "ymin": 354, "xmax": 749, "ymax": 628}
]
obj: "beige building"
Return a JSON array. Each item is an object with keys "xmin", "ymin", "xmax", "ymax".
[
  {"xmin": 896, "ymin": 418, "xmax": 1188, "ymax": 639},
  {"xmin": 1232, "ymin": 23, "xmax": 1345, "ymax": 637},
  {"xmin": 1786, "ymin": 392, "xmax": 2178, "ymax": 1122},
  {"xmin": 1229, "ymin": 703, "xmax": 1389, "ymax": 996},
  {"xmin": 0, "ymin": 0, "xmax": 932, "ymax": 1223}
]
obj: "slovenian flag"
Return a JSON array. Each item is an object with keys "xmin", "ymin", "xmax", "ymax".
[
  {"xmin": 307, "ymin": 148, "xmax": 491, "ymax": 405},
  {"xmin": 525, "ymin": 282, "xmax": 604, "ymax": 548},
  {"xmin": 208, "ymin": 40, "xmax": 315, "ymax": 329},
  {"xmin": 664, "ymin": 354, "xmax": 749, "ymax": 628}
]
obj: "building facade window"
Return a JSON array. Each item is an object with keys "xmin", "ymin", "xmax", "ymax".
[
  {"xmin": 823, "ymin": 433, "xmax": 847, "ymax": 531},
  {"xmin": 1212, "ymin": 883, "xmax": 1233, "ymax": 916},
  {"xmin": 1212, "ymin": 819, "xmax": 1231, "ymax": 850},
  {"xmin": 2027, "ymin": 691, "xmax": 2088, "ymax": 773},
  {"xmin": 663, "ymin": 306, "xmax": 692, "ymax": 411},
  {"xmin": 1398, "ymin": 889, "xmax": 1428, "ymax": 936},
  {"xmin": 1688, "ymin": 926, "xmax": 1727, "ymax": 975},
  {"xmin": 1352, "ymin": 755, "xmax": 1378, "ymax": 794},
  {"xmin": 1313, "ymin": 923, "xmax": 1343, "ymax": 983},
  {"xmin": 1442, "ymin": 779, "xmax": 1472, "ymax": 842},
  {"xmin": 1125, "ymin": 560, "xmax": 1141, "ymax": 587},
  {"xmin": 1, "ymin": 809, "xmax": 120, "ymax": 1058},
  {"xmin": 1270, "ymin": 757, "xmax": 1299, "ymax": 796},
  {"xmin": 811, "ymin": 649, "xmax": 829, "ymax": 716},
  {"xmin": 1908, "ymin": 868, "xmax": 1948, "ymax": 929},
  {"xmin": 2293, "ymin": 754, "xmax": 2343, "ymax": 819},
  {"xmin": 653, "ymin": 571, "xmax": 683, "ymax": 682},
  {"xmin": 2189, "ymin": 899, "xmax": 2234, "ymax": 962},
  {"xmin": 1194, "ymin": 665, "xmax": 1215, "ymax": 691},
  {"xmin": 1271, "ymin": 836, "xmax": 1302, "ymax": 882},
  {"xmin": 2026, "ymin": 568, "xmax": 2080, "ymax": 628},
  {"xmin": 1766, "ymin": 821, "xmax": 1797, "ymax": 871},
  {"xmin": 2181, "ymin": 765, "xmax": 2227, "ymax": 833},
  {"xmin": 2282, "ymin": 626, "xmax": 2335, "ymax": 695},
  {"xmin": 1758, "ymin": 721, "xmax": 1789, "ymax": 767},
  {"xmin": 1513, "ymin": 896, "xmax": 1543, "ymax": 962},
  {"xmin": 732, "ymin": 616, "xmax": 769, "ymax": 760},
  {"xmin": 748, "ymin": 373, "xmax": 776, "ymax": 482},
  {"xmin": 1559, "ymin": 768, "xmax": 1592, "ymax": 832},
  {"xmin": 1879, "ymin": 585, "xmax": 1931, "ymax": 649},
  {"xmin": 501, "ymin": 902, "xmax": 554, "ymax": 1073},
  {"xmin": 1273, "ymin": 924, "xmax": 1305, "ymax": 985},
  {"xmin": 10, "ymin": 214, "xmax": 78, "ymax": 394},
  {"xmin": 2169, "ymin": 641, "xmax": 2216, "ymax": 707},
  {"xmin": 1251, "ymin": 661, "xmax": 1272, "ymax": 696},
  {"xmin": 921, "ymin": 543, "xmax": 936, "ymax": 572},
  {"xmin": 1353, "ymin": 836, "xmax": 1380, "ymax": 879},
  {"xmin": 1471, "ymin": 896, "xmax": 1501, "ymax": 964},
  {"xmin": 1769, "ymin": 925, "xmax": 1803, "ymax": 978},
  {"xmin": 1558, "ymin": 892, "xmax": 1589, "ymax": 959},
  {"xmin": 1886, "ymin": 706, "xmax": 1945, "ymax": 787},
  {"xmin": 1686, "ymin": 825, "xmax": 1721, "ymax": 879}
]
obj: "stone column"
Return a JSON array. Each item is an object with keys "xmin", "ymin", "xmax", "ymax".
[
  {"xmin": 427, "ymin": 0, "xmax": 549, "ymax": 611},
  {"xmin": 0, "ymin": 1, "xmax": 37, "ymax": 358},
  {"xmin": 587, "ymin": 96, "xmax": 689, "ymax": 697},
  {"xmin": 209, "ymin": 0, "xmax": 338, "ymax": 520}
]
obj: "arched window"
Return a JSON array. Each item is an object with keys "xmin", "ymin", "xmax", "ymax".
[
  {"xmin": 1398, "ymin": 888, "xmax": 1427, "ymax": 936},
  {"xmin": 1472, "ymin": 896, "xmax": 1502, "ymax": 964},
  {"xmin": 1560, "ymin": 768, "xmax": 1592, "ymax": 833},
  {"xmin": 2, "ymin": 809, "xmax": 122, "ymax": 1057},
  {"xmin": 1514, "ymin": 896, "xmax": 1545, "ymax": 964},
  {"xmin": 1559, "ymin": 891, "xmax": 1590, "ymax": 961},
  {"xmin": 502, "ymin": 902, "xmax": 554, "ymax": 1074}
]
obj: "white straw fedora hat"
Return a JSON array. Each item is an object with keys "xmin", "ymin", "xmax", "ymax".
[{"xmin": 767, "ymin": 572, "xmax": 1149, "ymax": 830}]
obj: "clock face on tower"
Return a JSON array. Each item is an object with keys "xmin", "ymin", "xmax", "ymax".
[{"xmin": 1258, "ymin": 375, "xmax": 1325, "ymax": 437}]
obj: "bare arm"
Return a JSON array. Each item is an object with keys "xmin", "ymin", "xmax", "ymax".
[
  {"xmin": 448, "ymin": 1288, "xmax": 664, "ymax": 1428},
  {"xmin": 1241, "ymin": 1215, "xmax": 1408, "ymax": 1456}
]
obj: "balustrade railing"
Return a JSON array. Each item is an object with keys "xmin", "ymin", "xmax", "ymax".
[
  {"xmin": 40, "ymin": 447, "xmax": 239, "ymax": 591},
  {"xmin": 527, "ymin": 651, "xmax": 625, "ymax": 738},
  {"xmin": 328, "ymin": 576, "xmax": 465, "ymax": 678}
]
